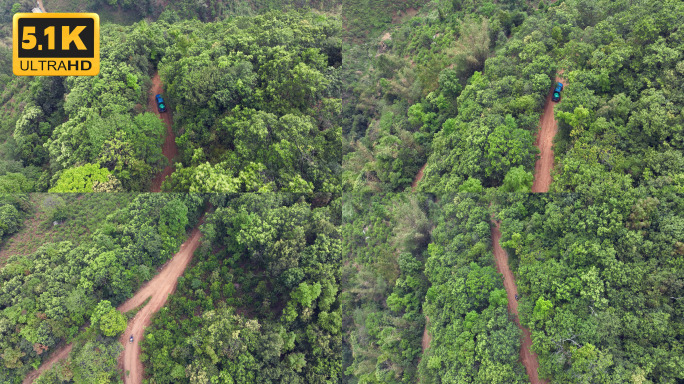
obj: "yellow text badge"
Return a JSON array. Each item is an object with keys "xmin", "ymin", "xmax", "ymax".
[{"xmin": 13, "ymin": 13, "xmax": 100, "ymax": 76}]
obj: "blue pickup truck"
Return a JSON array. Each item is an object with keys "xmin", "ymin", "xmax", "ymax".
[
  {"xmin": 551, "ymin": 82, "xmax": 563, "ymax": 102},
  {"xmin": 155, "ymin": 94, "xmax": 167, "ymax": 113}
]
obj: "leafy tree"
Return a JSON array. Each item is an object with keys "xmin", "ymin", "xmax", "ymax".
[
  {"xmin": 501, "ymin": 166, "xmax": 534, "ymax": 193},
  {"xmin": 49, "ymin": 163, "xmax": 118, "ymax": 193},
  {"xmin": 91, "ymin": 300, "xmax": 127, "ymax": 337}
]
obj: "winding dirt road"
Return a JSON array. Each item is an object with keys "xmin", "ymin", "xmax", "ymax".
[
  {"xmin": 148, "ymin": 73, "xmax": 177, "ymax": 192},
  {"xmin": 23, "ymin": 223, "xmax": 204, "ymax": 384},
  {"xmin": 118, "ymin": 224, "xmax": 203, "ymax": 383},
  {"xmin": 491, "ymin": 220, "xmax": 546, "ymax": 384},
  {"xmin": 531, "ymin": 75, "xmax": 564, "ymax": 193}
]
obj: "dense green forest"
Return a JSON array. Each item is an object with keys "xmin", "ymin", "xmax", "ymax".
[
  {"xmin": 2, "ymin": 190, "xmax": 680, "ymax": 384},
  {"xmin": 0, "ymin": 0, "xmax": 683, "ymax": 383},
  {"xmin": 341, "ymin": 193, "xmax": 431, "ymax": 383},
  {"xmin": 342, "ymin": 0, "xmax": 683, "ymax": 193},
  {"xmin": 340, "ymin": 188, "xmax": 683, "ymax": 384},
  {"xmin": 0, "ymin": 10, "xmax": 342, "ymax": 193},
  {"xmin": 158, "ymin": 13, "xmax": 342, "ymax": 193},
  {"xmin": 0, "ymin": 193, "xmax": 204, "ymax": 382},
  {"xmin": 142, "ymin": 194, "xmax": 342, "ymax": 383},
  {"xmin": 341, "ymin": 193, "xmax": 529, "ymax": 384},
  {"xmin": 5, "ymin": 0, "xmax": 679, "ymax": 194},
  {"xmin": 0, "ymin": 195, "xmax": 29, "ymax": 249},
  {"xmin": 496, "ymin": 187, "xmax": 683, "ymax": 382},
  {"xmin": 418, "ymin": 195, "xmax": 525, "ymax": 384}
]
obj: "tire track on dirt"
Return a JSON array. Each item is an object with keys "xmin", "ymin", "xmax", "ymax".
[
  {"xmin": 531, "ymin": 74, "xmax": 564, "ymax": 193},
  {"xmin": 117, "ymin": 223, "xmax": 203, "ymax": 383},
  {"xmin": 421, "ymin": 315, "xmax": 431, "ymax": 352},
  {"xmin": 491, "ymin": 219, "xmax": 547, "ymax": 384},
  {"xmin": 148, "ymin": 73, "xmax": 177, "ymax": 192}
]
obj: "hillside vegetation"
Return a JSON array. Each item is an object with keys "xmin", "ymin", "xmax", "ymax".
[
  {"xmin": 142, "ymin": 194, "xmax": 343, "ymax": 383},
  {"xmin": 1, "ymin": 10, "xmax": 342, "ymax": 193},
  {"xmin": 342, "ymin": 0, "xmax": 683, "ymax": 194},
  {"xmin": 0, "ymin": 194, "xmax": 204, "ymax": 382}
]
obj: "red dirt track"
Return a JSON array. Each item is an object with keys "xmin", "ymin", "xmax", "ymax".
[
  {"xmin": 21, "ymin": 345, "xmax": 72, "ymax": 384},
  {"xmin": 412, "ymin": 163, "xmax": 428, "ymax": 192},
  {"xmin": 148, "ymin": 73, "xmax": 177, "ymax": 192},
  {"xmin": 23, "ymin": 224, "xmax": 203, "ymax": 384},
  {"xmin": 117, "ymin": 225, "xmax": 203, "ymax": 384},
  {"xmin": 531, "ymin": 75, "xmax": 564, "ymax": 193},
  {"xmin": 491, "ymin": 220, "xmax": 547, "ymax": 384}
]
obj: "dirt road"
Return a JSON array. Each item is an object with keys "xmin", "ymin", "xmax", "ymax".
[
  {"xmin": 148, "ymin": 73, "xmax": 177, "ymax": 192},
  {"xmin": 23, "ymin": 223, "xmax": 204, "ymax": 384},
  {"xmin": 531, "ymin": 75, "xmax": 564, "ymax": 193},
  {"xmin": 412, "ymin": 163, "xmax": 428, "ymax": 192},
  {"xmin": 421, "ymin": 315, "xmax": 431, "ymax": 352},
  {"xmin": 118, "ymin": 225, "xmax": 203, "ymax": 383},
  {"xmin": 21, "ymin": 344, "xmax": 71, "ymax": 384},
  {"xmin": 491, "ymin": 220, "xmax": 546, "ymax": 384},
  {"xmin": 37, "ymin": 0, "xmax": 46, "ymax": 12}
]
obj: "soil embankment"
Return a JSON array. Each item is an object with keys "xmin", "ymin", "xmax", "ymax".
[
  {"xmin": 421, "ymin": 315, "xmax": 431, "ymax": 352},
  {"xmin": 412, "ymin": 163, "xmax": 428, "ymax": 192},
  {"xmin": 531, "ymin": 75, "xmax": 564, "ymax": 193},
  {"xmin": 148, "ymin": 73, "xmax": 177, "ymax": 192},
  {"xmin": 491, "ymin": 220, "xmax": 547, "ymax": 384}
]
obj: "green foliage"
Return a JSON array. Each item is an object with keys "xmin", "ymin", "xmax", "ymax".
[
  {"xmin": 532, "ymin": 296, "xmax": 553, "ymax": 321},
  {"xmin": 419, "ymin": 195, "xmax": 526, "ymax": 384},
  {"xmin": 343, "ymin": 0, "xmax": 430, "ymax": 39},
  {"xmin": 31, "ymin": 21, "xmax": 170, "ymax": 192},
  {"xmin": 341, "ymin": 194, "xmax": 433, "ymax": 383},
  {"xmin": 0, "ymin": 194, "xmax": 201, "ymax": 381},
  {"xmin": 143, "ymin": 194, "xmax": 343, "ymax": 383},
  {"xmin": 291, "ymin": 281, "xmax": 322, "ymax": 308},
  {"xmin": 34, "ymin": 338, "xmax": 122, "ymax": 384},
  {"xmin": 48, "ymin": 163, "xmax": 117, "ymax": 193},
  {"xmin": 342, "ymin": 1, "xmax": 536, "ymax": 192},
  {"xmin": 159, "ymin": 12, "xmax": 342, "ymax": 193},
  {"xmin": 501, "ymin": 166, "xmax": 534, "ymax": 193},
  {"xmin": 497, "ymin": 186, "xmax": 683, "ymax": 383},
  {"xmin": 548, "ymin": 0, "xmax": 684, "ymax": 192},
  {"xmin": 344, "ymin": 0, "xmax": 683, "ymax": 194},
  {"xmin": 459, "ymin": 177, "xmax": 484, "ymax": 193},
  {"xmin": 0, "ymin": 198, "xmax": 26, "ymax": 241},
  {"xmin": 91, "ymin": 300, "xmax": 127, "ymax": 337}
]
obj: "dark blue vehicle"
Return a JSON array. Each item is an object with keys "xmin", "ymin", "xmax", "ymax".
[
  {"xmin": 155, "ymin": 94, "xmax": 167, "ymax": 113},
  {"xmin": 551, "ymin": 82, "xmax": 563, "ymax": 102}
]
